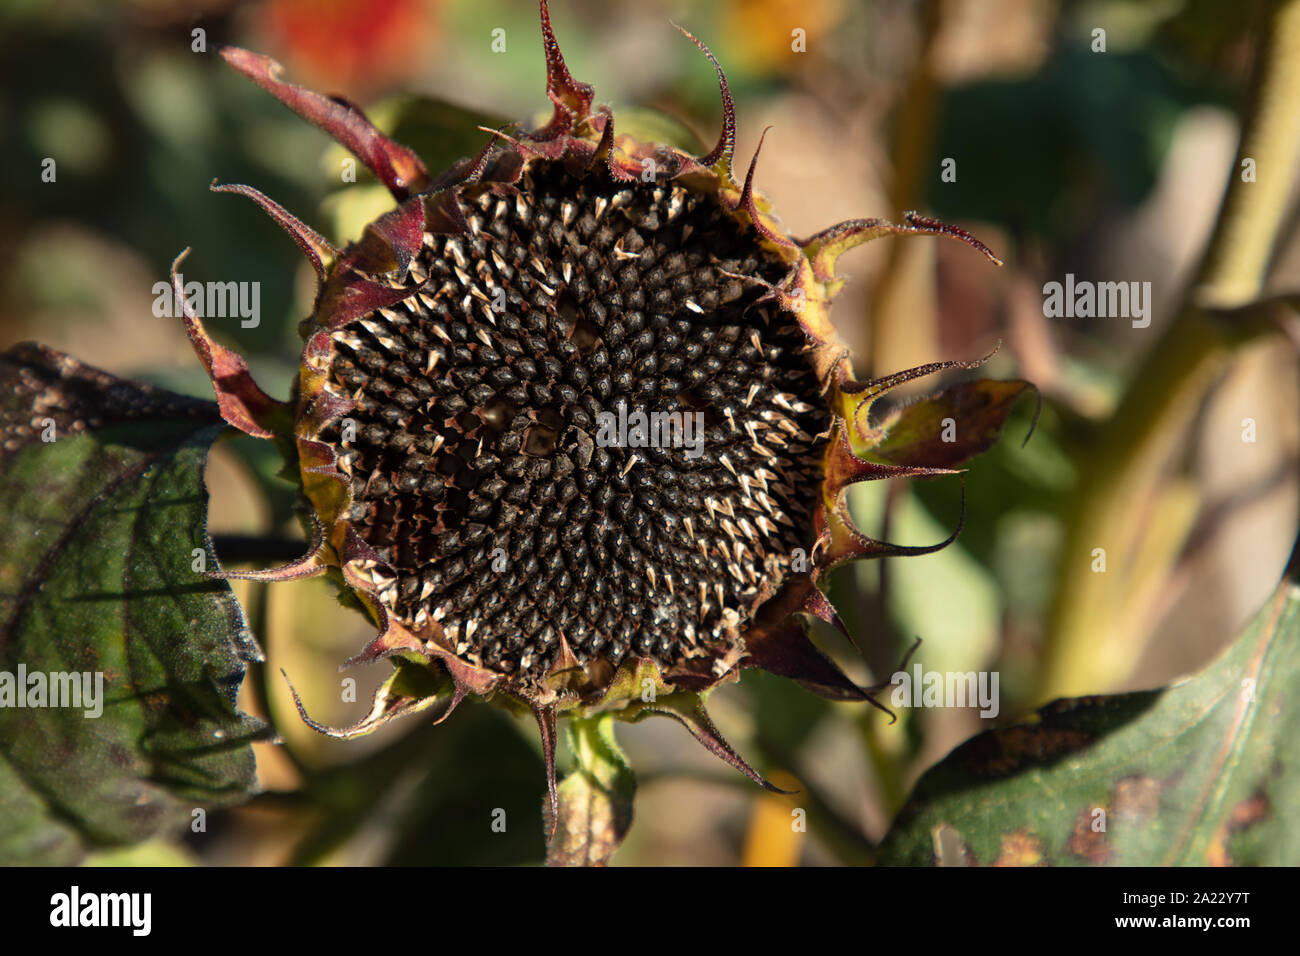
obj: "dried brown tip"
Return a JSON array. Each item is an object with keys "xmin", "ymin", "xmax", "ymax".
[
  {"xmin": 210, "ymin": 180, "xmax": 336, "ymax": 282},
  {"xmin": 218, "ymin": 45, "xmax": 430, "ymax": 199},
  {"xmin": 671, "ymin": 22, "xmax": 736, "ymax": 179},
  {"xmin": 534, "ymin": 0, "xmax": 594, "ymax": 140}
]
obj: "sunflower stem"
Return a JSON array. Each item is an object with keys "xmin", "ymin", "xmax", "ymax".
[
  {"xmin": 867, "ymin": 0, "xmax": 945, "ymax": 376},
  {"xmin": 1037, "ymin": 0, "xmax": 1300, "ymax": 700},
  {"xmin": 859, "ymin": 708, "xmax": 909, "ymax": 817},
  {"xmin": 545, "ymin": 713, "xmax": 635, "ymax": 866}
]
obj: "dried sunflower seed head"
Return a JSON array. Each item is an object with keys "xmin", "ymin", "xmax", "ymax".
[
  {"xmin": 178, "ymin": 0, "xmax": 1030, "ymax": 816},
  {"xmin": 319, "ymin": 160, "xmax": 830, "ymax": 688}
]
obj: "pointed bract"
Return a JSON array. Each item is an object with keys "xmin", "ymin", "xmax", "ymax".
[
  {"xmin": 210, "ymin": 181, "xmax": 336, "ymax": 281},
  {"xmin": 635, "ymin": 692, "xmax": 794, "ymax": 792},
  {"xmin": 802, "ymin": 211, "xmax": 1003, "ymax": 289},
  {"xmin": 534, "ymin": 0, "xmax": 594, "ymax": 141},
  {"xmin": 671, "ymin": 23, "xmax": 736, "ymax": 180},
  {"xmin": 218, "ymin": 46, "xmax": 430, "ymax": 199},
  {"xmin": 172, "ymin": 249, "xmax": 288, "ymax": 438},
  {"xmin": 211, "ymin": 513, "xmax": 328, "ymax": 582}
]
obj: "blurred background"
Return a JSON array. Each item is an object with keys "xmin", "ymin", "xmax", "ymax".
[{"xmin": 2, "ymin": 0, "xmax": 1297, "ymax": 865}]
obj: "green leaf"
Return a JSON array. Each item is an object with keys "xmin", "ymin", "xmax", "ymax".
[
  {"xmin": 546, "ymin": 713, "xmax": 635, "ymax": 866},
  {"xmin": 0, "ymin": 343, "xmax": 267, "ymax": 865},
  {"xmin": 877, "ymin": 579, "xmax": 1300, "ymax": 865}
]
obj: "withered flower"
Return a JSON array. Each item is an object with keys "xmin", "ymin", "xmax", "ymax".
[{"xmin": 180, "ymin": 1, "xmax": 1031, "ymax": 827}]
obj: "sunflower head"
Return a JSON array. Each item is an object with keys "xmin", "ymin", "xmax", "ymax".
[{"xmin": 177, "ymin": 0, "xmax": 1031, "ymax": 822}]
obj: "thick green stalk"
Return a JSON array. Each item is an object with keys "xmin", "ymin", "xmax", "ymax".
[
  {"xmin": 546, "ymin": 713, "xmax": 635, "ymax": 866},
  {"xmin": 1038, "ymin": 0, "xmax": 1300, "ymax": 700}
]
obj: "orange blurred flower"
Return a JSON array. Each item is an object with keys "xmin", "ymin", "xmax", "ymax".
[{"xmin": 255, "ymin": 0, "xmax": 438, "ymax": 97}]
